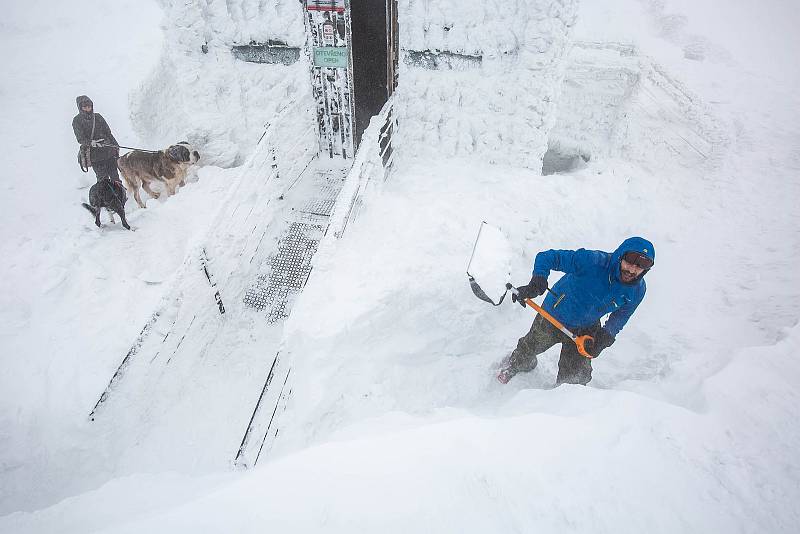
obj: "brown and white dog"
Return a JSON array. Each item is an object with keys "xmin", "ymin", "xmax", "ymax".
[{"xmin": 117, "ymin": 142, "xmax": 200, "ymax": 208}]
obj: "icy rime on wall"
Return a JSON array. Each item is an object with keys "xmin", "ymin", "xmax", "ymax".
[
  {"xmin": 395, "ymin": 0, "xmax": 579, "ymax": 169},
  {"xmin": 131, "ymin": 0, "xmax": 312, "ymax": 167}
]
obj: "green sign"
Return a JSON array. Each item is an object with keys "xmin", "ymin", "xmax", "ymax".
[{"xmin": 313, "ymin": 47, "xmax": 348, "ymax": 68}]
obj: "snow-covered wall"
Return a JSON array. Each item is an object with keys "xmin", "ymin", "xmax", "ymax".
[
  {"xmin": 134, "ymin": 0, "xmax": 583, "ymax": 169},
  {"xmin": 548, "ymin": 43, "xmax": 640, "ymax": 160},
  {"xmin": 131, "ymin": 0, "xmax": 311, "ymax": 167},
  {"xmin": 396, "ymin": 0, "xmax": 579, "ymax": 169},
  {"xmin": 548, "ymin": 42, "xmax": 725, "ymax": 171}
]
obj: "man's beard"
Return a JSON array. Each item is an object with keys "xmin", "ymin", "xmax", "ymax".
[{"xmin": 620, "ymin": 268, "xmax": 638, "ymax": 282}]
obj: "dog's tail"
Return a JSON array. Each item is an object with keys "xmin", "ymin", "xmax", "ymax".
[{"xmin": 82, "ymin": 203, "xmax": 98, "ymax": 217}]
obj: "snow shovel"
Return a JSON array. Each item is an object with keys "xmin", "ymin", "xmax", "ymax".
[
  {"xmin": 466, "ymin": 221, "xmax": 512, "ymax": 306},
  {"xmin": 506, "ymin": 284, "xmax": 594, "ymax": 358},
  {"xmin": 465, "ymin": 222, "xmax": 594, "ymax": 358}
]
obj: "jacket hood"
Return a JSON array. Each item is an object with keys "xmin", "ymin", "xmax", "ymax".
[
  {"xmin": 76, "ymin": 95, "xmax": 93, "ymax": 114},
  {"xmin": 611, "ymin": 236, "xmax": 655, "ymax": 283}
]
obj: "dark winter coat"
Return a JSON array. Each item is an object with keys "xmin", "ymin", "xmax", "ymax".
[
  {"xmin": 72, "ymin": 95, "xmax": 119, "ymax": 163},
  {"xmin": 532, "ymin": 237, "xmax": 655, "ymax": 337}
]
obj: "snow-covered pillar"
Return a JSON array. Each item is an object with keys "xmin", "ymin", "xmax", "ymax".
[{"xmin": 395, "ymin": 0, "xmax": 578, "ymax": 170}]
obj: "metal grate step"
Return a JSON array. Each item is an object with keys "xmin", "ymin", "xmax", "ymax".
[
  {"xmin": 298, "ymin": 184, "xmax": 340, "ymax": 216},
  {"xmin": 243, "ymin": 221, "xmax": 325, "ymax": 322}
]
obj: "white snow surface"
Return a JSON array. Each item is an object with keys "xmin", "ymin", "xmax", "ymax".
[{"xmin": 2, "ymin": 0, "xmax": 800, "ymax": 532}]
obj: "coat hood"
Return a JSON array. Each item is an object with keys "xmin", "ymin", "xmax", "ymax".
[
  {"xmin": 76, "ymin": 95, "xmax": 93, "ymax": 114},
  {"xmin": 611, "ymin": 236, "xmax": 655, "ymax": 283}
]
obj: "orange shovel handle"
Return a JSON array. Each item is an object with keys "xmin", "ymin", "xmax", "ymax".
[
  {"xmin": 524, "ymin": 298, "xmax": 595, "ymax": 359},
  {"xmin": 574, "ymin": 335, "xmax": 594, "ymax": 359}
]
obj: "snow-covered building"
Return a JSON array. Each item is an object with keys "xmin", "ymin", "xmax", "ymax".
[{"xmin": 134, "ymin": 0, "xmax": 578, "ymax": 170}]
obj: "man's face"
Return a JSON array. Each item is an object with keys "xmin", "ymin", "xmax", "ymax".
[
  {"xmin": 619, "ymin": 258, "xmax": 645, "ymax": 283},
  {"xmin": 81, "ymin": 103, "xmax": 92, "ymax": 112}
]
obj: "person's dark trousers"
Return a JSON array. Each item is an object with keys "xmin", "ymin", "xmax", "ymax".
[
  {"xmin": 506, "ymin": 314, "xmax": 597, "ymax": 385},
  {"xmin": 93, "ymin": 158, "xmax": 121, "ymax": 184}
]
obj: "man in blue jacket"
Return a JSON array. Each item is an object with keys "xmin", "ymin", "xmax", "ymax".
[{"xmin": 497, "ymin": 237, "xmax": 655, "ymax": 386}]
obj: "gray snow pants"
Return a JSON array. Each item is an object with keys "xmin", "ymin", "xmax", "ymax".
[{"xmin": 507, "ymin": 314, "xmax": 599, "ymax": 386}]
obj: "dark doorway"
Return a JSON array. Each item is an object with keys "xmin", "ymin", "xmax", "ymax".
[
  {"xmin": 350, "ymin": 0, "xmax": 395, "ymax": 149},
  {"xmin": 541, "ymin": 144, "xmax": 591, "ymax": 176}
]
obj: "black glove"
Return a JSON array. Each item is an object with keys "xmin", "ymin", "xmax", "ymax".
[
  {"xmin": 586, "ymin": 328, "xmax": 615, "ymax": 358},
  {"xmin": 511, "ymin": 274, "xmax": 548, "ymax": 307}
]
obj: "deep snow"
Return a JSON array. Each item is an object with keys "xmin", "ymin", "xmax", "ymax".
[{"xmin": 1, "ymin": 0, "xmax": 799, "ymax": 532}]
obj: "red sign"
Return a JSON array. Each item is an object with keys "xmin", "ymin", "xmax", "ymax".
[{"xmin": 307, "ymin": 1, "xmax": 344, "ymax": 13}]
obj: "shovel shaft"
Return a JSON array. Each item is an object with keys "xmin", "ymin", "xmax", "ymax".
[
  {"xmin": 466, "ymin": 221, "xmax": 486, "ymax": 275},
  {"xmin": 523, "ymin": 297, "xmax": 594, "ymax": 359}
]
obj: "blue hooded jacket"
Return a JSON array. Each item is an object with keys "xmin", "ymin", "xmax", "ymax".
[{"xmin": 532, "ymin": 237, "xmax": 655, "ymax": 337}]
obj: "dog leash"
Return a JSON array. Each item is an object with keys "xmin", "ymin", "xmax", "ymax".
[
  {"xmin": 79, "ymin": 115, "xmax": 97, "ymax": 172},
  {"xmin": 102, "ymin": 143, "xmax": 160, "ymax": 154}
]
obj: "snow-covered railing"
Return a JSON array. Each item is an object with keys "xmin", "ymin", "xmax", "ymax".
[
  {"xmin": 548, "ymin": 41, "xmax": 724, "ymax": 170},
  {"xmin": 235, "ymin": 101, "xmax": 398, "ymax": 467},
  {"xmin": 244, "ymin": 99, "xmax": 317, "ymax": 186},
  {"xmin": 328, "ymin": 98, "xmax": 397, "ymax": 238},
  {"xmin": 87, "ymin": 98, "xmax": 317, "ymax": 423}
]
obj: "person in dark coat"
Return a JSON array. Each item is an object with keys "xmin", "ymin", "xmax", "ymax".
[
  {"xmin": 497, "ymin": 237, "xmax": 656, "ymax": 386},
  {"xmin": 72, "ymin": 95, "xmax": 121, "ymax": 183}
]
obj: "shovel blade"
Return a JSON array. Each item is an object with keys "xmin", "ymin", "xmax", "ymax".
[
  {"xmin": 466, "ymin": 221, "xmax": 512, "ymax": 306},
  {"xmin": 468, "ymin": 275, "xmax": 507, "ymax": 306}
]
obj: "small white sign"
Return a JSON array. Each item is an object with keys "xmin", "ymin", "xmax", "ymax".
[{"xmin": 322, "ymin": 22, "xmax": 335, "ymax": 45}]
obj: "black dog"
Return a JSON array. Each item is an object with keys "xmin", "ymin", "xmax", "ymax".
[{"xmin": 82, "ymin": 179, "xmax": 131, "ymax": 230}]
